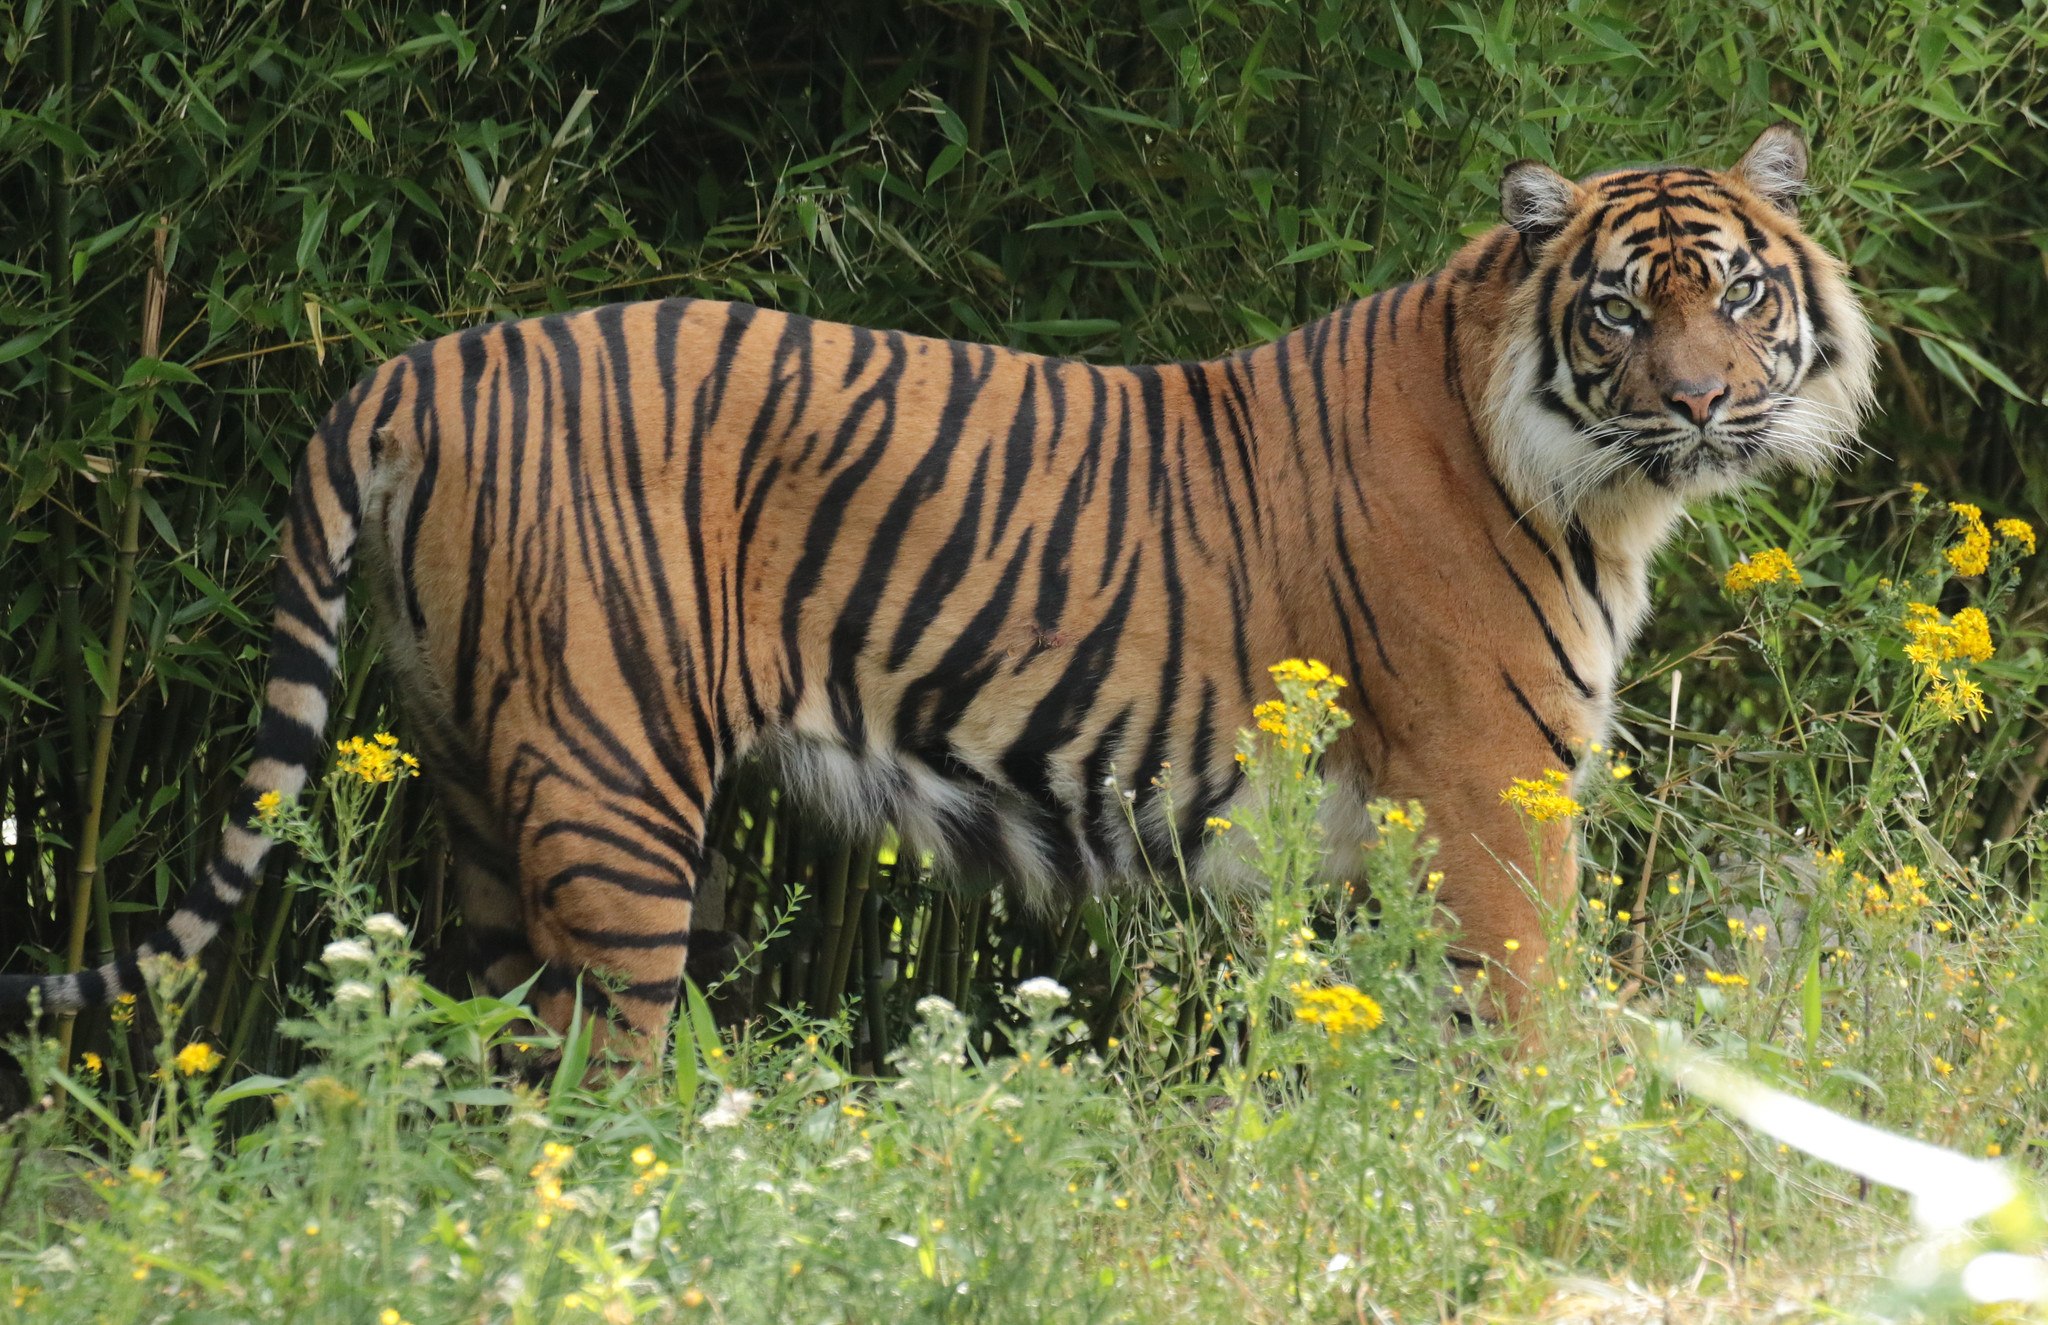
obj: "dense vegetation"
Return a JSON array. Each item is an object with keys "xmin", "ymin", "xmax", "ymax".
[{"xmin": 2, "ymin": 1, "xmax": 2045, "ymax": 1318}]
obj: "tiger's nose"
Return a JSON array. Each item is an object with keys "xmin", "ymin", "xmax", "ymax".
[{"xmin": 1665, "ymin": 380, "xmax": 1729, "ymax": 426}]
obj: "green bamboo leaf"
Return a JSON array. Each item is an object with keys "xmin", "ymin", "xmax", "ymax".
[
  {"xmin": 1006, "ymin": 318, "xmax": 1120, "ymax": 338},
  {"xmin": 0, "ymin": 324, "xmax": 57, "ymax": 365},
  {"xmin": 456, "ymin": 148, "xmax": 497, "ymax": 214},
  {"xmin": 1025, "ymin": 210, "xmax": 1124, "ymax": 231}
]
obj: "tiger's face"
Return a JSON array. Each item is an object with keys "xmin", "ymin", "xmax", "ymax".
[{"xmin": 1483, "ymin": 124, "xmax": 1876, "ymax": 545}]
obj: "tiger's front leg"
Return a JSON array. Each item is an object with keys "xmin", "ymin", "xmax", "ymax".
[{"xmin": 1387, "ymin": 765, "xmax": 1579, "ymax": 1029}]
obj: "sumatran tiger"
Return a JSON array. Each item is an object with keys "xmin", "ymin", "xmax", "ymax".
[{"xmin": 2, "ymin": 124, "xmax": 1874, "ymax": 1053}]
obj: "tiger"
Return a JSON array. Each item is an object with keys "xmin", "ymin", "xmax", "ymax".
[{"xmin": 2, "ymin": 123, "xmax": 1874, "ymax": 1053}]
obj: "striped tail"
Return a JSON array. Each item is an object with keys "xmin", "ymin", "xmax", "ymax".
[{"xmin": 2, "ymin": 363, "xmax": 400, "ymax": 1016}]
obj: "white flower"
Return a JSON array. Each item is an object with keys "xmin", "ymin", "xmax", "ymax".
[
  {"xmin": 364, "ymin": 913, "xmax": 408, "ymax": 941},
  {"xmin": 321, "ymin": 939, "xmax": 373, "ymax": 967},
  {"xmin": 915, "ymin": 995, "xmax": 956, "ymax": 1022},
  {"xmin": 699, "ymin": 1088, "xmax": 757, "ymax": 1130},
  {"xmin": 333, "ymin": 980, "xmax": 378, "ymax": 1006},
  {"xmin": 403, "ymin": 1050, "xmax": 447, "ymax": 1072},
  {"xmin": 1013, "ymin": 976, "xmax": 1071, "ymax": 1014}
]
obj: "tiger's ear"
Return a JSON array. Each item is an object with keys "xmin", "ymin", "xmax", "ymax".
[
  {"xmin": 1499, "ymin": 160, "xmax": 1582, "ymax": 254},
  {"xmin": 1733, "ymin": 122, "xmax": 1808, "ymax": 214}
]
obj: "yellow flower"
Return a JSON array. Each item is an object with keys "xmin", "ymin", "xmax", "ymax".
[
  {"xmin": 1993, "ymin": 517, "xmax": 2036, "ymax": 555},
  {"xmin": 1268, "ymin": 658, "xmax": 1344, "ymax": 689},
  {"xmin": 1945, "ymin": 502, "xmax": 1991, "ymax": 576},
  {"xmin": 1501, "ymin": 769, "xmax": 1580, "ymax": 823},
  {"xmin": 1928, "ymin": 673, "xmax": 1988, "ymax": 723},
  {"xmin": 1290, "ymin": 982, "xmax": 1384, "ymax": 1039},
  {"xmin": 1949, "ymin": 608, "xmax": 1994, "ymax": 663},
  {"xmin": 1703, "ymin": 969, "xmax": 1749, "ymax": 988},
  {"xmin": 1204, "ymin": 816, "xmax": 1233, "ymax": 832},
  {"xmin": 80, "ymin": 1051, "xmax": 103, "ymax": 1075},
  {"xmin": 1723, "ymin": 547, "xmax": 1801, "ymax": 594},
  {"xmin": 1902, "ymin": 603, "xmax": 1995, "ymax": 723},
  {"xmin": 174, "ymin": 1041, "xmax": 223, "ymax": 1075},
  {"xmin": 381, "ymin": 1311, "xmax": 402, "ymax": 1325},
  {"xmin": 255, "ymin": 790, "xmax": 284, "ymax": 822},
  {"xmin": 631, "ymin": 1145, "xmax": 656, "ymax": 1167},
  {"xmin": 335, "ymin": 733, "xmax": 421, "ymax": 784}
]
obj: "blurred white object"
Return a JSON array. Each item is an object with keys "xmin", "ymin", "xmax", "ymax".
[{"xmin": 1641, "ymin": 1020, "xmax": 2045, "ymax": 1306}]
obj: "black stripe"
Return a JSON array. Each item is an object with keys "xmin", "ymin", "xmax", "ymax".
[
  {"xmin": 1490, "ymin": 545, "xmax": 1594, "ymax": 699},
  {"xmin": 1501, "ymin": 669, "xmax": 1576, "ymax": 768}
]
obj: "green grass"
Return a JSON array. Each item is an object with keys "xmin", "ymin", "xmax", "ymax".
[{"xmin": 4, "ymin": 494, "xmax": 2046, "ymax": 1323}]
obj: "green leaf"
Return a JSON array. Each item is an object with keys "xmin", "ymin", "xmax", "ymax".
[
  {"xmin": 205, "ymin": 1074, "xmax": 293, "ymax": 1113},
  {"xmin": 925, "ymin": 142, "xmax": 966, "ymax": 188},
  {"xmin": 1007, "ymin": 318, "xmax": 1120, "ymax": 338},
  {"xmin": 550, "ymin": 991, "xmax": 592, "ymax": 1103},
  {"xmin": 456, "ymin": 148, "xmax": 497, "ymax": 214},
  {"xmin": 1025, "ymin": 210, "xmax": 1125, "ymax": 231},
  {"xmin": 119, "ymin": 357, "xmax": 202, "ymax": 388},
  {"xmin": 0, "ymin": 325, "xmax": 57, "ymax": 366}
]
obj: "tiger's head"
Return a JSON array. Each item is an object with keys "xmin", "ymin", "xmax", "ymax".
[{"xmin": 1481, "ymin": 124, "xmax": 1876, "ymax": 553}]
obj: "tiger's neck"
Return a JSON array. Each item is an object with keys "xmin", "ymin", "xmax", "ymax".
[{"xmin": 1242, "ymin": 232, "xmax": 1662, "ymax": 771}]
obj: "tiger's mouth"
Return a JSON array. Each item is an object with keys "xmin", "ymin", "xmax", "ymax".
[{"xmin": 1590, "ymin": 395, "xmax": 1842, "ymax": 491}]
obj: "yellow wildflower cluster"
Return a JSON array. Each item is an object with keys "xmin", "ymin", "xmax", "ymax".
[
  {"xmin": 1722, "ymin": 546, "xmax": 1802, "ymax": 594},
  {"xmin": 1945, "ymin": 503, "xmax": 1991, "ymax": 576},
  {"xmin": 1269, "ymin": 658, "xmax": 1343, "ymax": 690},
  {"xmin": 1246, "ymin": 659, "xmax": 1351, "ymax": 761},
  {"xmin": 1993, "ymin": 517, "xmax": 2036, "ymax": 556},
  {"xmin": 336, "ymin": 732, "xmax": 421, "ymax": 784},
  {"xmin": 1859, "ymin": 864, "xmax": 1934, "ymax": 918},
  {"xmin": 174, "ymin": 1041, "xmax": 223, "ymax": 1076},
  {"xmin": 630, "ymin": 1143, "xmax": 671, "ymax": 1197},
  {"xmin": 1902, "ymin": 603, "xmax": 1994, "ymax": 723},
  {"xmin": 529, "ymin": 1140, "xmax": 576, "ymax": 1230},
  {"xmin": 1702, "ymin": 969, "xmax": 1749, "ymax": 988},
  {"xmin": 254, "ymin": 789, "xmax": 285, "ymax": 822},
  {"xmin": 1290, "ymin": 982, "xmax": 1384, "ymax": 1039},
  {"xmin": 1500, "ymin": 769, "xmax": 1580, "ymax": 824}
]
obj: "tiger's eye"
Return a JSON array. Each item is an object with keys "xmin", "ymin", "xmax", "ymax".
[
  {"xmin": 1597, "ymin": 296, "xmax": 1636, "ymax": 324},
  {"xmin": 1724, "ymin": 277, "xmax": 1759, "ymax": 305}
]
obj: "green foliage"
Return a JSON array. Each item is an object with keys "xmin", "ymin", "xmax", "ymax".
[{"xmin": 0, "ymin": 0, "xmax": 2044, "ymax": 1258}]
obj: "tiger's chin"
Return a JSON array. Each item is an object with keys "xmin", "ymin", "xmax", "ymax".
[{"xmin": 1490, "ymin": 379, "xmax": 1862, "ymax": 569}]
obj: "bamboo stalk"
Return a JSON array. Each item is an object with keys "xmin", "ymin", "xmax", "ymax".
[
  {"xmin": 823, "ymin": 842, "xmax": 873, "ymax": 1016},
  {"xmin": 50, "ymin": 4, "xmax": 85, "ymax": 814},
  {"xmin": 935, "ymin": 897, "xmax": 961, "ymax": 1003},
  {"xmin": 808, "ymin": 839, "xmax": 854, "ymax": 1008},
  {"xmin": 859, "ymin": 890, "xmax": 886, "ymax": 1068},
  {"xmin": 58, "ymin": 223, "xmax": 170, "ymax": 1066},
  {"xmin": 954, "ymin": 896, "xmax": 985, "ymax": 1003}
]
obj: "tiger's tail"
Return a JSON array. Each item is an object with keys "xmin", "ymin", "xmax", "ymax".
[{"xmin": 1, "ymin": 359, "xmax": 406, "ymax": 1016}]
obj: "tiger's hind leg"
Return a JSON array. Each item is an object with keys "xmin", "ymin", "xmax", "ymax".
[{"xmin": 516, "ymin": 771, "xmax": 716, "ymax": 1070}]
